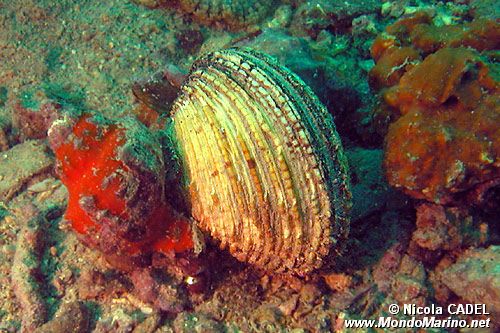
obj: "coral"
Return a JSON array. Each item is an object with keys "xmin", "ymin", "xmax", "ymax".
[
  {"xmin": 368, "ymin": 46, "xmax": 420, "ymax": 88},
  {"xmin": 369, "ymin": 13, "xmax": 500, "ymax": 203},
  {"xmin": 409, "ymin": 18, "xmax": 500, "ymax": 53},
  {"xmin": 48, "ymin": 113, "xmax": 198, "ymax": 270}
]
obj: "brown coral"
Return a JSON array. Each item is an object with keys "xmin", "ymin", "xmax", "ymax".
[{"xmin": 370, "ymin": 14, "xmax": 500, "ymax": 203}]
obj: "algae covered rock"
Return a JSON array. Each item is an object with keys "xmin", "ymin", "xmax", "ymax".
[
  {"xmin": 441, "ymin": 246, "xmax": 500, "ymax": 317},
  {"xmin": 0, "ymin": 140, "xmax": 53, "ymax": 202},
  {"xmin": 346, "ymin": 147, "xmax": 398, "ymax": 221}
]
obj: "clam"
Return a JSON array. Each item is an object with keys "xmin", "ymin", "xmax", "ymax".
[{"xmin": 168, "ymin": 48, "xmax": 351, "ymax": 276}]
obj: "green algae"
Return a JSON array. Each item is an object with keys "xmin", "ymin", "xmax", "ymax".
[
  {"xmin": 45, "ymin": 47, "xmax": 63, "ymax": 71},
  {"xmin": 0, "ymin": 87, "xmax": 7, "ymax": 107},
  {"xmin": 0, "ymin": 203, "xmax": 8, "ymax": 220},
  {"xmin": 121, "ymin": 115, "xmax": 165, "ymax": 173},
  {"xmin": 83, "ymin": 301, "xmax": 103, "ymax": 331},
  {"xmin": 19, "ymin": 90, "xmax": 40, "ymax": 110},
  {"xmin": 42, "ymin": 82, "xmax": 87, "ymax": 109}
]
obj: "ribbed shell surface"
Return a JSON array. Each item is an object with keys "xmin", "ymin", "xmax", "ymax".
[{"xmin": 171, "ymin": 48, "xmax": 351, "ymax": 276}]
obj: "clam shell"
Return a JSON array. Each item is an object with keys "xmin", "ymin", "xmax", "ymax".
[{"xmin": 171, "ymin": 48, "xmax": 351, "ymax": 275}]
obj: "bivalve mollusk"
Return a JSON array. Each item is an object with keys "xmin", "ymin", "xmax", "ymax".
[{"xmin": 170, "ymin": 48, "xmax": 351, "ymax": 276}]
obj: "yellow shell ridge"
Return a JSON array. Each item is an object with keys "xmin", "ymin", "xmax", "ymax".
[
  {"xmin": 203, "ymin": 59, "xmax": 319, "ymax": 270},
  {"xmin": 241, "ymin": 48, "xmax": 352, "ymax": 253},
  {"xmin": 194, "ymin": 73, "xmax": 262, "ymax": 262},
  {"xmin": 195, "ymin": 67, "xmax": 293, "ymax": 270}
]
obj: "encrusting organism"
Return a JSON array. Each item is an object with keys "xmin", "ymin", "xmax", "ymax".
[
  {"xmin": 48, "ymin": 113, "xmax": 201, "ymax": 271},
  {"xmin": 369, "ymin": 13, "xmax": 500, "ymax": 204}
]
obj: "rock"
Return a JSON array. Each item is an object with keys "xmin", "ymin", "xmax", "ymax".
[
  {"xmin": 441, "ymin": 246, "xmax": 500, "ymax": 316},
  {"xmin": 346, "ymin": 147, "xmax": 397, "ymax": 221},
  {"xmin": 323, "ymin": 272, "xmax": 352, "ymax": 293},
  {"xmin": 0, "ymin": 124, "xmax": 9, "ymax": 151},
  {"xmin": 12, "ymin": 101, "xmax": 59, "ymax": 140},
  {"xmin": 470, "ymin": 0, "xmax": 500, "ymax": 19},
  {"xmin": 33, "ymin": 301, "xmax": 89, "ymax": 333},
  {"xmin": 0, "ymin": 140, "xmax": 52, "ymax": 202},
  {"xmin": 132, "ymin": 312, "xmax": 161, "ymax": 333},
  {"xmin": 10, "ymin": 203, "xmax": 47, "ymax": 332},
  {"xmin": 175, "ymin": 29, "xmax": 204, "ymax": 54},
  {"xmin": 251, "ymin": 305, "xmax": 284, "ymax": 331},
  {"xmin": 277, "ymin": 294, "xmax": 299, "ymax": 317},
  {"xmin": 173, "ymin": 312, "xmax": 225, "ymax": 333},
  {"xmin": 93, "ymin": 307, "xmax": 141, "ymax": 333},
  {"xmin": 391, "ymin": 255, "xmax": 428, "ymax": 307},
  {"xmin": 290, "ymin": 0, "xmax": 381, "ymax": 38},
  {"xmin": 428, "ymin": 256, "xmax": 455, "ymax": 304},
  {"xmin": 131, "ymin": 0, "xmax": 162, "ymax": 9},
  {"xmin": 235, "ymin": 29, "xmax": 324, "ymax": 98},
  {"xmin": 408, "ymin": 204, "xmax": 488, "ymax": 264},
  {"xmin": 131, "ymin": 269, "xmax": 188, "ymax": 313},
  {"xmin": 372, "ymin": 242, "xmax": 405, "ymax": 293},
  {"xmin": 299, "ymin": 283, "xmax": 322, "ymax": 305},
  {"xmin": 264, "ymin": 4, "xmax": 293, "ymax": 29},
  {"xmin": 412, "ymin": 204, "xmax": 453, "ymax": 252}
]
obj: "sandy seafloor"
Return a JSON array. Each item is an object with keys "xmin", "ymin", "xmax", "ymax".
[{"xmin": 0, "ymin": 0, "xmax": 499, "ymax": 332}]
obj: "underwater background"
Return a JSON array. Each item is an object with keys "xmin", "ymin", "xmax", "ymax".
[{"xmin": 0, "ymin": 0, "xmax": 498, "ymax": 332}]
